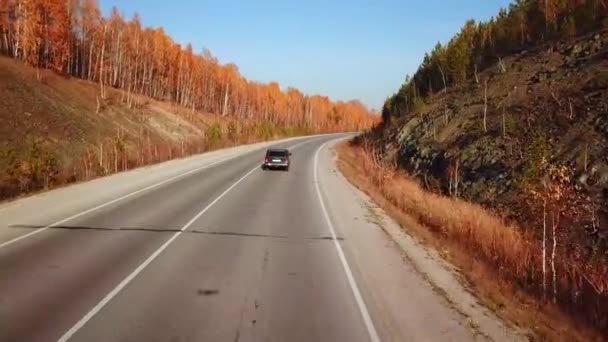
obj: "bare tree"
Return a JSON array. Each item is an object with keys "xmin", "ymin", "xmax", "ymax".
[
  {"xmin": 551, "ymin": 212, "xmax": 559, "ymax": 304},
  {"xmin": 591, "ymin": 204, "xmax": 598, "ymax": 234},
  {"xmin": 584, "ymin": 143, "xmax": 589, "ymax": 172},
  {"xmin": 455, "ymin": 160, "xmax": 460, "ymax": 197},
  {"xmin": 542, "ymin": 200, "xmax": 547, "ymax": 299},
  {"xmin": 98, "ymin": 142, "xmax": 103, "ymax": 169},
  {"xmin": 450, "ymin": 160, "xmax": 460, "ymax": 197},
  {"xmin": 438, "ymin": 65, "xmax": 447, "ymax": 92},
  {"xmin": 498, "ymin": 56, "xmax": 506, "ymax": 73},
  {"xmin": 551, "ymin": 91, "xmax": 562, "ymax": 107},
  {"xmin": 501, "ymin": 92, "xmax": 510, "ymax": 138},
  {"xmin": 99, "ymin": 24, "xmax": 108, "ymax": 99},
  {"xmin": 87, "ymin": 41, "xmax": 95, "ymax": 80},
  {"xmin": 483, "ymin": 79, "xmax": 488, "ymax": 133},
  {"xmin": 502, "ymin": 109, "xmax": 506, "ymax": 138},
  {"xmin": 222, "ymin": 82, "xmax": 229, "ymax": 116}
]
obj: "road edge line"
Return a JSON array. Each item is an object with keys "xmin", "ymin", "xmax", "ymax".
[
  {"xmin": 313, "ymin": 139, "xmax": 381, "ymax": 342},
  {"xmin": 56, "ymin": 136, "xmax": 325, "ymax": 341},
  {"xmin": 57, "ymin": 164, "xmax": 260, "ymax": 342},
  {"xmin": 0, "ymin": 156, "xmax": 234, "ymax": 250},
  {"xmin": 0, "ymin": 135, "xmax": 322, "ymax": 250}
]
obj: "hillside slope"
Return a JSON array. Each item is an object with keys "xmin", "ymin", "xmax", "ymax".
[
  {"xmin": 379, "ymin": 30, "xmax": 607, "ymax": 238},
  {"xmin": 367, "ymin": 29, "xmax": 608, "ymax": 333},
  {"xmin": 0, "ymin": 0, "xmax": 378, "ymax": 200},
  {"xmin": 0, "ymin": 57, "xmax": 282, "ymax": 199}
]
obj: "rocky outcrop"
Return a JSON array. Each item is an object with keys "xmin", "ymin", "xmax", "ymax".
[{"xmin": 373, "ymin": 30, "xmax": 608, "ymax": 256}]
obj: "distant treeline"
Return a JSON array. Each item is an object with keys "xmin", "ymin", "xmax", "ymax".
[
  {"xmin": 382, "ymin": 0, "xmax": 608, "ymax": 123},
  {"xmin": 0, "ymin": 0, "xmax": 377, "ymax": 132}
]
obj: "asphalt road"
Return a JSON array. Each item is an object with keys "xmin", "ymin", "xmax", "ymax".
[{"xmin": 0, "ymin": 134, "xmax": 520, "ymax": 342}]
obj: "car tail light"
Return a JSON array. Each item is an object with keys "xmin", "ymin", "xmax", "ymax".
[{"xmin": 265, "ymin": 157, "xmax": 269, "ymax": 163}]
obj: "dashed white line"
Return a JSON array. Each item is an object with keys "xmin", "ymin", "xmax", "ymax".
[
  {"xmin": 0, "ymin": 136, "xmax": 323, "ymax": 250},
  {"xmin": 313, "ymin": 139, "xmax": 381, "ymax": 342},
  {"xmin": 57, "ymin": 137, "xmax": 327, "ymax": 341},
  {"xmin": 0, "ymin": 155, "xmax": 238, "ymax": 250},
  {"xmin": 57, "ymin": 164, "xmax": 260, "ymax": 342}
]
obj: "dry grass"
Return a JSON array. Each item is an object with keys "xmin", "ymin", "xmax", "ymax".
[
  {"xmin": 0, "ymin": 57, "xmax": 310, "ymax": 200},
  {"xmin": 336, "ymin": 140, "xmax": 607, "ymax": 341}
]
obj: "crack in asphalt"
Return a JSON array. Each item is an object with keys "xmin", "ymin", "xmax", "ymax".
[{"xmin": 8, "ymin": 224, "xmax": 344, "ymax": 241}]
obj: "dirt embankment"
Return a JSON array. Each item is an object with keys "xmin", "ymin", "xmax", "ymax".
[
  {"xmin": 0, "ymin": 57, "xmax": 301, "ymax": 200},
  {"xmin": 337, "ymin": 140, "xmax": 605, "ymax": 341},
  {"xmin": 359, "ymin": 30, "xmax": 608, "ymax": 340}
]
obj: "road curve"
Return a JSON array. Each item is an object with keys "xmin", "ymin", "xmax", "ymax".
[{"xmin": 0, "ymin": 134, "xmax": 518, "ymax": 342}]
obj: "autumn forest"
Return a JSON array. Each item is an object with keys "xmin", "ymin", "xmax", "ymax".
[{"xmin": 0, "ymin": 0, "xmax": 376, "ymax": 132}]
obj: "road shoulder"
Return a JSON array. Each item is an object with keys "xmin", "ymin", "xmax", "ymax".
[
  {"xmin": 0, "ymin": 136, "xmax": 313, "ymax": 246},
  {"xmin": 317, "ymin": 140, "xmax": 527, "ymax": 341}
]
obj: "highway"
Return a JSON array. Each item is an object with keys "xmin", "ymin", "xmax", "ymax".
[{"xmin": 0, "ymin": 134, "xmax": 520, "ymax": 342}]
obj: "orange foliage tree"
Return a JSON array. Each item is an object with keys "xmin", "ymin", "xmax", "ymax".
[{"xmin": 0, "ymin": 0, "xmax": 378, "ymax": 133}]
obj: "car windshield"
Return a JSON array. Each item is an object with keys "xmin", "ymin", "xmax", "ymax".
[{"xmin": 268, "ymin": 150, "xmax": 287, "ymax": 157}]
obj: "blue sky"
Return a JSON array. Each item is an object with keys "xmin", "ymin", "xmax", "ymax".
[{"xmin": 99, "ymin": 0, "xmax": 512, "ymax": 111}]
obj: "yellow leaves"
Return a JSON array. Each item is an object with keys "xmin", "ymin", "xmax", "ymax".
[
  {"xmin": 548, "ymin": 164, "xmax": 571, "ymax": 184},
  {"xmin": 18, "ymin": 160, "xmax": 33, "ymax": 177},
  {"xmin": 528, "ymin": 160, "xmax": 573, "ymax": 204},
  {"xmin": 5, "ymin": 0, "xmax": 376, "ymax": 132}
]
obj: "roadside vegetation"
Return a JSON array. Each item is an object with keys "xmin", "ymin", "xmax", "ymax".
[
  {"xmin": 338, "ymin": 140, "xmax": 605, "ymax": 341},
  {"xmin": 360, "ymin": 0, "xmax": 608, "ymax": 339},
  {"xmin": 0, "ymin": 1, "xmax": 378, "ymax": 200}
]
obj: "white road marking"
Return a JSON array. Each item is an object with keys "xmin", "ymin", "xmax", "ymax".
[
  {"xmin": 57, "ymin": 137, "xmax": 324, "ymax": 341},
  {"xmin": 313, "ymin": 140, "xmax": 381, "ymax": 342},
  {"xmin": 0, "ymin": 156, "xmax": 238, "ymax": 250},
  {"xmin": 286, "ymin": 136, "xmax": 323, "ymax": 150},
  {"xmin": 0, "ymin": 136, "xmax": 321, "ymax": 250},
  {"xmin": 57, "ymin": 164, "xmax": 260, "ymax": 342}
]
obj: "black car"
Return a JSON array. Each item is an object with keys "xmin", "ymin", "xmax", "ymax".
[{"xmin": 263, "ymin": 148, "xmax": 291, "ymax": 171}]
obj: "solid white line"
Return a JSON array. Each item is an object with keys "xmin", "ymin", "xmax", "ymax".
[
  {"xmin": 0, "ymin": 155, "xmax": 239, "ymax": 250},
  {"xmin": 0, "ymin": 135, "xmax": 321, "ymax": 250},
  {"xmin": 57, "ymin": 164, "xmax": 260, "ymax": 342},
  {"xmin": 57, "ymin": 137, "xmax": 324, "ymax": 341},
  {"xmin": 313, "ymin": 140, "xmax": 381, "ymax": 342},
  {"xmin": 286, "ymin": 135, "xmax": 327, "ymax": 150}
]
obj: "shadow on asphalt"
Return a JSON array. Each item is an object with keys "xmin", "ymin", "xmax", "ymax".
[{"xmin": 7, "ymin": 224, "xmax": 344, "ymax": 241}]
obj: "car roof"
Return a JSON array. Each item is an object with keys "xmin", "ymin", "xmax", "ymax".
[{"xmin": 267, "ymin": 148, "xmax": 289, "ymax": 152}]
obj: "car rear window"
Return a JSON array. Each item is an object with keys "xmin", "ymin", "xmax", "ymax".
[{"xmin": 268, "ymin": 150, "xmax": 287, "ymax": 157}]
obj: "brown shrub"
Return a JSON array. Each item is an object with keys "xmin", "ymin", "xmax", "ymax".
[{"xmin": 342, "ymin": 139, "xmax": 608, "ymax": 338}]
